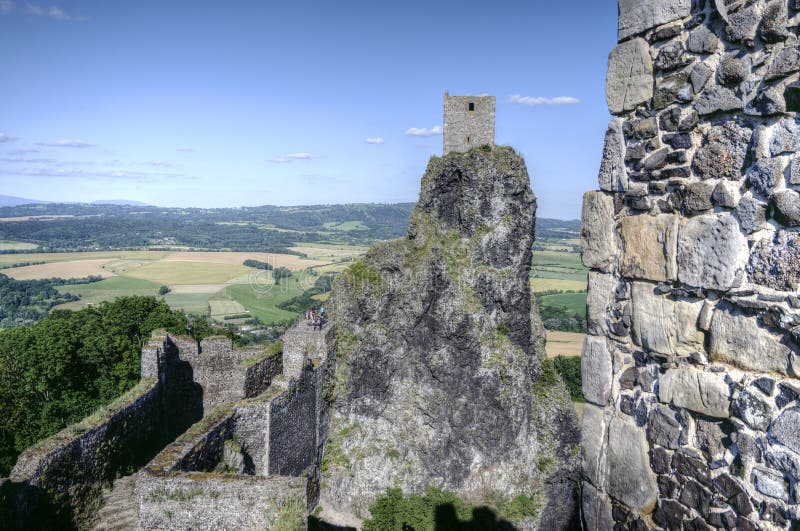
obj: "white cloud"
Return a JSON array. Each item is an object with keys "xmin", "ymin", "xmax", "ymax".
[
  {"xmin": 176, "ymin": 147, "xmax": 195, "ymax": 152},
  {"xmin": 0, "ymin": 133, "xmax": 16, "ymax": 142},
  {"xmin": 8, "ymin": 148, "xmax": 39, "ymax": 155},
  {"xmin": 38, "ymin": 139, "xmax": 95, "ymax": 148},
  {"xmin": 0, "ymin": 1, "xmax": 14, "ymax": 14},
  {"xmin": 26, "ymin": 4, "xmax": 70, "ymax": 20},
  {"xmin": 16, "ymin": 165, "xmax": 182, "ymax": 180},
  {"xmin": 270, "ymin": 152, "xmax": 315, "ymax": 163},
  {"xmin": 365, "ymin": 137, "xmax": 384, "ymax": 144},
  {"xmin": 405, "ymin": 126, "xmax": 442, "ymax": 137},
  {"xmin": 1, "ymin": 156, "xmax": 56, "ymax": 163},
  {"xmin": 509, "ymin": 94, "xmax": 580, "ymax": 106}
]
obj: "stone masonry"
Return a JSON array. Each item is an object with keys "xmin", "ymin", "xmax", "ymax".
[
  {"xmin": 443, "ymin": 91, "xmax": 495, "ymax": 154},
  {"xmin": 582, "ymin": 1, "xmax": 800, "ymax": 529}
]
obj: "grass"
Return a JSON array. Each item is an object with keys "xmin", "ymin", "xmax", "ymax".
[
  {"xmin": 226, "ymin": 277, "xmax": 305, "ymax": 324},
  {"xmin": 52, "ymin": 277, "xmax": 162, "ymax": 310},
  {"xmin": 531, "ymin": 250, "xmax": 588, "ymax": 283},
  {"xmin": 0, "ymin": 240, "xmax": 38, "ymax": 250},
  {"xmin": 322, "ymin": 220, "xmax": 369, "ymax": 231},
  {"xmin": 162, "ymin": 292, "xmax": 215, "ymax": 315},
  {"xmin": 538, "ymin": 292, "xmax": 587, "ymax": 318},
  {"xmin": 0, "ymin": 250, "xmax": 171, "ymax": 265},
  {"xmin": 209, "ymin": 299, "xmax": 248, "ymax": 317},
  {"xmin": 530, "ymin": 278, "xmax": 586, "ymax": 293},
  {"xmin": 123, "ymin": 261, "xmax": 249, "ymax": 285}
]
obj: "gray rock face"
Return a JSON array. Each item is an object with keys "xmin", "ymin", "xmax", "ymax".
[
  {"xmin": 607, "ymin": 414, "xmax": 659, "ymax": 512},
  {"xmin": 322, "ymin": 147, "xmax": 580, "ymax": 525},
  {"xmin": 773, "ymin": 189, "xmax": 800, "ymax": 226},
  {"xmin": 587, "ymin": 272, "xmax": 614, "ymax": 336},
  {"xmin": 582, "ymin": 404, "xmax": 607, "ymax": 488},
  {"xmin": 582, "ymin": 482, "xmax": 614, "ymax": 531},
  {"xmin": 748, "ymin": 231, "xmax": 800, "ymax": 291},
  {"xmin": 658, "ymin": 368, "xmax": 731, "ymax": 418},
  {"xmin": 582, "ymin": 335, "xmax": 612, "ymax": 406},
  {"xmin": 692, "ymin": 121, "xmax": 752, "ymax": 180},
  {"xmin": 599, "ymin": 118, "xmax": 628, "ymax": 192},
  {"xmin": 607, "ymin": 38, "xmax": 654, "ymax": 114},
  {"xmin": 709, "ymin": 303, "xmax": 793, "ymax": 375},
  {"xmin": 581, "ymin": 191, "xmax": 617, "ymax": 272},
  {"xmin": 677, "ymin": 213, "xmax": 748, "ymax": 290}
]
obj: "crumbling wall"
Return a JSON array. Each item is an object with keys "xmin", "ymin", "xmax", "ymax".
[
  {"xmin": 268, "ymin": 365, "xmax": 318, "ymax": 476},
  {"xmin": 281, "ymin": 321, "xmax": 334, "ymax": 379},
  {"xmin": 582, "ymin": 0, "xmax": 800, "ymax": 528}
]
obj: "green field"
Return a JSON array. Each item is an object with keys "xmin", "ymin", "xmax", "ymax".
[
  {"xmin": 225, "ymin": 277, "xmax": 305, "ymax": 324},
  {"xmin": 124, "ymin": 261, "xmax": 249, "ymax": 285},
  {"xmin": 538, "ymin": 292, "xmax": 587, "ymax": 319},
  {"xmin": 54, "ymin": 277, "xmax": 162, "ymax": 310},
  {"xmin": 162, "ymin": 292, "xmax": 216, "ymax": 315},
  {"xmin": 532, "ymin": 250, "xmax": 588, "ymax": 283},
  {"xmin": 0, "ymin": 240, "xmax": 39, "ymax": 251},
  {"xmin": 322, "ymin": 220, "xmax": 369, "ymax": 231}
]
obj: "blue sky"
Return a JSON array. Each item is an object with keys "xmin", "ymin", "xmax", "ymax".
[{"xmin": 0, "ymin": 0, "xmax": 616, "ymax": 219}]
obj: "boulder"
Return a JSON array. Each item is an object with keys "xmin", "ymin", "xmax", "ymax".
[
  {"xmin": 619, "ymin": 214, "xmax": 678, "ymax": 282},
  {"xmin": 606, "ymin": 38, "xmax": 654, "ymax": 114},
  {"xmin": 709, "ymin": 303, "xmax": 793, "ymax": 375},
  {"xmin": 677, "ymin": 213, "xmax": 748, "ymax": 290},
  {"xmin": 631, "ymin": 281, "xmax": 704, "ymax": 356},
  {"xmin": 658, "ymin": 367, "xmax": 731, "ymax": 418},
  {"xmin": 581, "ymin": 192, "xmax": 617, "ymax": 272}
]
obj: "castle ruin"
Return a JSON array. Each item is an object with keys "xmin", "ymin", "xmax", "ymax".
[{"xmin": 443, "ymin": 91, "xmax": 496, "ymax": 154}]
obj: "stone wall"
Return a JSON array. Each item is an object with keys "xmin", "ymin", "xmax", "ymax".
[
  {"xmin": 135, "ymin": 472, "xmax": 306, "ymax": 530},
  {"xmin": 281, "ymin": 321, "xmax": 334, "ymax": 379},
  {"xmin": 582, "ymin": 0, "xmax": 800, "ymax": 529},
  {"xmin": 443, "ymin": 91, "xmax": 496, "ymax": 154},
  {"xmin": 268, "ymin": 366, "xmax": 318, "ymax": 476}
]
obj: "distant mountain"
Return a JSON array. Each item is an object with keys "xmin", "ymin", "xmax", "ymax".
[
  {"xmin": 90, "ymin": 199, "xmax": 150, "ymax": 206},
  {"xmin": 0, "ymin": 195, "xmax": 49, "ymax": 207}
]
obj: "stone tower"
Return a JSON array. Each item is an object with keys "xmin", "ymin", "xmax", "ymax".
[{"xmin": 443, "ymin": 91, "xmax": 495, "ymax": 154}]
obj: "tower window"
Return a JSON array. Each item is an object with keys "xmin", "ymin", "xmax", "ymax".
[
  {"xmin": 468, "ymin": 102, "xmax": 475, "ymax": 111},
  {"xmin": 467, "ymin": 136, "xmax": 471, "ymax": 144}
]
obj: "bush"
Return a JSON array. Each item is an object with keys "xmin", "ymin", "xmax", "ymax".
[
  {"xmin": 158, "ymin": 285, "xmax": 171, "ymax": 295},
  {"xmin": 243, "ymin": 259, "xmax": 273, "ymax": 270},
  {"xmin": 552, "ymin": 355, "xmax": 583, "ymax": 402},
  {"xmin": 272, "ymin": 266, "xmax": 292, "ymax": 281}
]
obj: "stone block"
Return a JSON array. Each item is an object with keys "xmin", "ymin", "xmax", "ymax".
[
  {"xmin": 606, "ymin": 38, "xmax": 654, "ymax": 114},
  {"xmin": 631, "ymin": 281, "xmax": 704, "ymax": 356},
  {"xmin": 587, "ymin": 272, "xmax": 614, "ymax": 336},
  {"xmin": 620, "ymin": 214, "xmax": 678, "ymax": 282},
  {"xmin": 694, "ymin": 86, "xmax": 743, "ymax": 115},
  {"xmin": 646, "ymin": 404, "xmax": 683, "ymax": 449},
  {"xmin": 606, "ymin": 414, "xmax": 659, "ymax": 513},
  {"xmin": 751, "ymin": 466, "xmax": 790, "ymax": 501},
  {"xmin": 732, "ymin": 388, "xmax": 774, "ymax": 432},
  {"xmin": 734, "ymin": 194, "xmax": 768, "ymax": 233},
  {"xmin": 658, "ymin": 367, "xmax": 731, "ymax": 418},
  {"xmin": 617, "ymin": 0, "xmax": 691, "ymax": 41},
  {"xmin": 748, "ymin": 231, "xmax": 800, "ymax": 291},
  {"xmin": 686, "ymin": 26, "xmax": 719, "ymax": 54},
  {"xmin": 709, "ymin": 303, "xmax": 792, "ymax": 375},
  {"xmin": 712, "ymin": 180, "xmax": 741, "ymax": 209},
  {"xmin": 599, "ymin": 118, "xmax": 628, "ymax": 192},
  {"xmin": 769, "ymin": 407, "xmax": 800, "ymax": 455},
  {"xmin": 582, "ymin": 404, "xmax": 608, "ymax": 488},
  {"xmin": 582, "ymin": 335, "xmax": 613, "ymax": 406},
  {"xmin": 582, "ymin": 482, "xmax": 614, "ymax": 531},
  {"xmin": 773, "ymin": 189, "xmax": 800, "ymax": 227},
  {"xmin": 581, "ymin": 191, "xmax": 617, "ymax": 272},
  {"xmin": 677, "ymin": 213, "xmax": 748, "ymax": 291},
  {"xmin": 691, "ymin": 121, "xmax": 752, "ymax": 180},
  {"xmin": 770, "ymin": 117, "xmax": 800, "ymax": 156}
]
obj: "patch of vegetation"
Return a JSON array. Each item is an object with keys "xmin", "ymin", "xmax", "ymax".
[
  {"xmin": 268, "ymin": 497, "xmax": 306, "ymax": 531},
  {"xmin": 0, "ymin": 296, "xmax": 226, "ymax": 475},
  {"xmin": 362, "ymin": 487, "xmax": 524, "ymax": 531},
  {"xmin": 276, "ymin": 272, "xmax": 335, "ymax": 314},
  {"xmin": 0, "ymin": 273, "xmax": 87, "ymax": 328},
  {"xmin": 551, "ymin": 355, "xmax": 583, "ymax": 402},
  {"xmin": 158, "ymin": 285, "xmax": 171, "ymax": 295},
  {"xmin": 243, "ymin": 259, "xmax": 273, "ymax": 270},
  {"xmin": 535, "ymin": 291, "xmax": 587, "ymax": 333}
]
